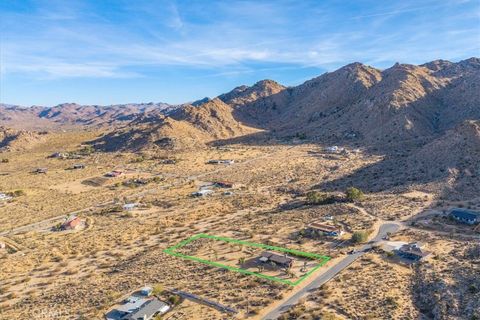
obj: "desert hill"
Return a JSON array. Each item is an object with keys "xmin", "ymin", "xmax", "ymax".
[
  {"xmin": 236, "ymin": 58, "xmax": 479, "ymax": 148},
  {"xmin": 92, "ymin": 98, "xmax": 262, "ymax": 151},
  {"xmin": 0, "ymin": 126, "xmax": 48, "ymax": 152},
  {"xmin": 218, "ymin": 79, "xmax": 285, "ymax": 107},
  {"xmin": 319, "ymin": 120, "xmax": 480, "ymax": 194}
]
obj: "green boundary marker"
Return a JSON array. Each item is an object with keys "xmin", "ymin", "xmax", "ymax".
[{"xmin": 163, "ymin": 233, "xmax": 331, "ymax": 286}]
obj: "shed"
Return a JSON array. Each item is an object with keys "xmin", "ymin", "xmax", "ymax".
[{"xmin": 62, "ymin": 216, "xmax": 82, "ymax": 230}]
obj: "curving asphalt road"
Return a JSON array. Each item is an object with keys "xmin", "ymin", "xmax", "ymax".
[{"xmin": 262, "ymin": 223, "xmax": 401, "ymax": 320}]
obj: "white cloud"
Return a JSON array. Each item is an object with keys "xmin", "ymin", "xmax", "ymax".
[{"xmin": 1, "ymin": 0, "xmax": 479, "ymax": 79}]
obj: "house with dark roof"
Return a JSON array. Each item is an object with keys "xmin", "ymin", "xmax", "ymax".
[
  {"xmin": 105, "ymin": 170, "xmax": 123, "ymax": 177},
  {"xmin": 215, "ymin": 181, "xmax": 234, "ymax": 188},
  {"xmin": 395, "ymin": 242, "xmax": 430, "ymax": 262},
  {"xmin": 258, "ymin": 251, "xmax": 294, "ymax": 269},
  {"xmin": 450, "ymin": 208, "xmax": 480, "ymax": 225},
  {"xmin": 307, "ymin": 221, "xmax": 344, "ymax": 237}
]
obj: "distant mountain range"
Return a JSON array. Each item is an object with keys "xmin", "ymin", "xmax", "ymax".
[
  {"xmin": 2, "ymin": 58, "xmax": 479, "ymax": 153},
  {"xmin": 0, "ymin": 102, "xmax": 180, "ymax": 129}
]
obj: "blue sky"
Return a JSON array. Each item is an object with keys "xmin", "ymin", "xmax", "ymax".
[{"xmin": 1, "ymin": 0, "xmax": 479, "ymax": 106}]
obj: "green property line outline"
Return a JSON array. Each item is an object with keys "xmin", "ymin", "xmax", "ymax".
[{"xmin": 163, "ymin": 233, "xmax": 331, "ymax": 286}]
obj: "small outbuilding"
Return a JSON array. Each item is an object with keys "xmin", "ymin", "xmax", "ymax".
[{"xmin": 61, "ymin": 216, "xmax": 82, "ymax": 230}]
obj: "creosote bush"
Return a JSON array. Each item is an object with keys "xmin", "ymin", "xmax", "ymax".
[{"xmin": 345, "ymin": 187, "xmax": 364, "ymax": 202}]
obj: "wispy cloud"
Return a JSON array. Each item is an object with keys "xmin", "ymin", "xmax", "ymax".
[{"xmin": 1, "ymin": 0, "xmax": 479, "ymax": 80}]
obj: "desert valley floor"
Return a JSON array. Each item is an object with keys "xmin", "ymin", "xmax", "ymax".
[{"xmin": 0, "ymin": 129, "xmax": 479, "ymax": 320}]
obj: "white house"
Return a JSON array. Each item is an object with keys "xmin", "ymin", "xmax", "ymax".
[
  {"xmin": 123, "ymin": 203, "xmax": 138, "ymax": 211},
  {"xmin": 191, "ymin": 189, "xmax": 214, "ymax": 197}
]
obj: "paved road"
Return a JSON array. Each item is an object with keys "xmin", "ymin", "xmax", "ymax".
[{"xmin": 262, "ymin": 223, "xmax": 400, "ymax": 320}]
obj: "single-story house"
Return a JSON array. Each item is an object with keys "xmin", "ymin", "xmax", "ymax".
[
  {"xmin": 123, "ymin": 203, "xmax": 138, "ymax": 211},
  {"xmin": 61, "ymin": 216, "xmax": 82, "ymax": 230},
  {"xmin": 73, "ymin": 164, "xmax": 85, "ymax": 169},
  {"xmin": 111, "ymin": 297, "xmax": 148, "ymax": 320},
  {"xmin": 106, "ymin": 170, "xmax": 123, "ymax": 177},
  {"xmin": 450, "ymin": 208, "xmax": 480, "ymax": 225},
  {"xmin": 35, "ymin": 168, "xmax": 48, "ymax": 174},
  {"xmin": 395, "ymin": 242, "xmax": 430, "ymax": 262},
  {"xmin": 325, "ymin": 146, "xmax": 339, "ymax": 153},
  {"xmin": 307, "ymin": 221, "xmax": 343, "ymax": 237},
  {"xmin": 380, "ymin": 241, "xmax": 407, "ymax": 253},
  {"xmin": 123, "ymin": 298, "xmax": 170, "ymax": 320},
  {"xmin": 258, "ymin": 251, "xmax": 294, "ymax": 269},
  {"xmin": 133, "ymin": 178, "xmax": 148, "ymax": 185},
  {"xmin": 215, "ymin": 181, "xmax": 234, "ymax": 188},
  {"xmin": 50, "ymin": 152, "xmax": 68, "ymax": 159},
  {"xmin": 191, "ymin": 189, "xmax": 214, "ymax": 197},
  {"xmin": 207, "ymin": 160, "xmax": 234, "ymax": 165}
]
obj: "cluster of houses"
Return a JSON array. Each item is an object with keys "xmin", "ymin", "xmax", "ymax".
[
  {"xmin": 206, "ymin": 159, "xmax": 235, "ymax": 165},
  {"xmin": 106, "ymin": 287, "xmax": 171, "ymax": 320}
]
